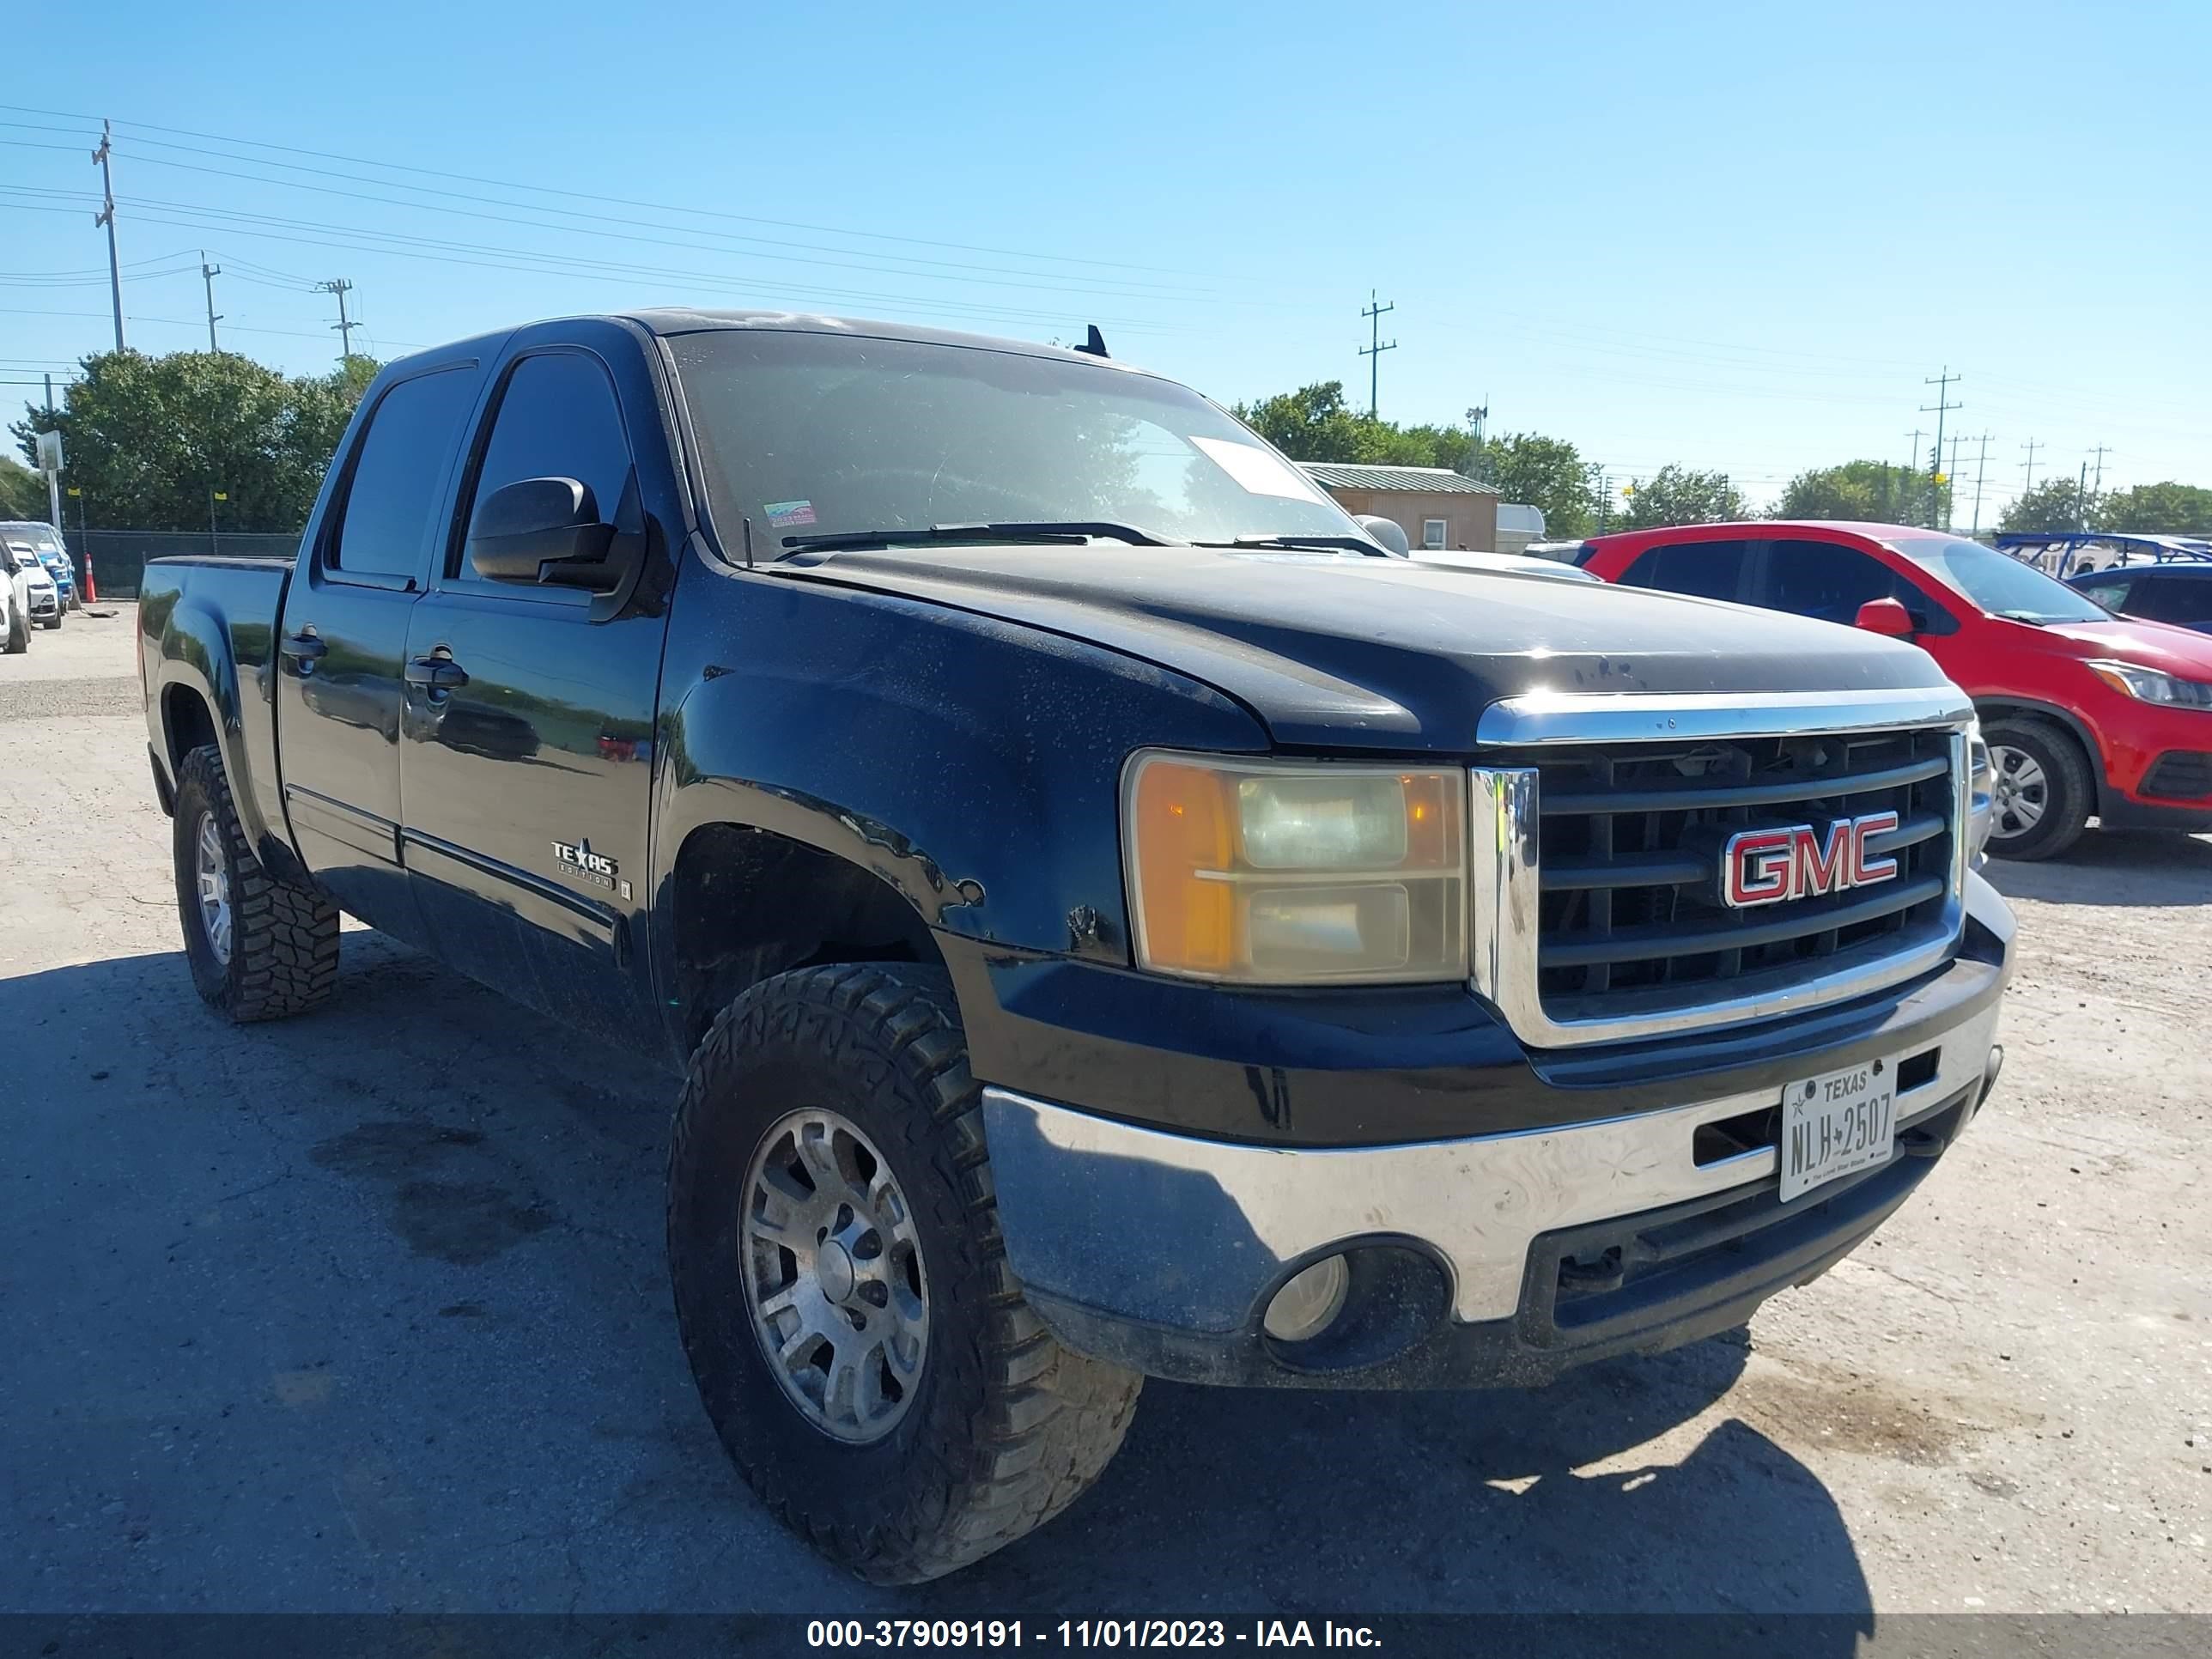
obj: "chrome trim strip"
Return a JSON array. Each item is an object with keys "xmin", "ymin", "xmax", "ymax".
[
  {"xmin": 987, "ymin": 1002, "xmax": 1999, "ymax": 1328},
  {"xmin": 1477, "ymin": 687, "xmax": 1976, "ymax": 747}
]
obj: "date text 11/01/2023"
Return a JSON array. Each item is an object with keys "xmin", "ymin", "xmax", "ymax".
[{"xmin": 806, "ymin": 1620, "xmax": 1382, "ymax": 1649}]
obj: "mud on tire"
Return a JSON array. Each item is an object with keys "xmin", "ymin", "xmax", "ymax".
[
  {"xmin": 173, "ymin": 744, "xmax": 341, "ymax": 1021},
  {"xmin": 667, "ymin": 962, "xmax": 1143, "ymax": 1583}
]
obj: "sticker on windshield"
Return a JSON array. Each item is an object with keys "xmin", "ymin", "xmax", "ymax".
[
  {"xmin": 1188, "ymin": 437, "xmax": 1325, "ymax": 501},
  {"xmin": 765, "ymin": 500, "xmax": 817, "ymax": 529}
]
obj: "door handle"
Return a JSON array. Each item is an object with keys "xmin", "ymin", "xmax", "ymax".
[
  {"xmin": 279, "ymin": 632, "xmax": 327, "ymax": 662},
  {"xmin": 404, "ymin": 656, "xmax": 470, "ymax": 692}
]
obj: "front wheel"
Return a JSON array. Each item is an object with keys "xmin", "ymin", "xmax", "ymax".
[
  {"xmin": 3, "ymin": 611, "xmax": 25, "ymax": 653},
  {"xmin": 668, "ymin": 963, "xmax": 1143, "ymax": 1583},
  {"xmin": 172, "ymin": 745, "xmax": 341, "ymax": 1020},
  {"xmin": 1982, "ymin": 718, "xmax": 2094, "ymax": 861},
  {"xmin": 39, "ymin": 611, "xmax": 60, "ymax": 630}
]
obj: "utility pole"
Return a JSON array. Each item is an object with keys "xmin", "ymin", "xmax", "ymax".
[
  {"xmin": 1358, "ymin": 290, "xmax": 1396, "ymax": 418},
  {"xmin": 198, "ymin": 252, "xmax": 224, "ymax": 352},
  {"xmin": 1920, "ymin": 368, "xmax": 1961, "ymax": 531},
  {"xmin": 2020, "ymin": 437, "xmax": 2043, "ymax": 498},
  {"xmin": 42, "ymin": 374, "xmax": 61, "ymax": 530},
  {"xmin": 1902, "ymin": 428, "xmax": 1926, "ymax": 523},
  {"xmin": 318, "ymin": 278, "xmax": 359, "ymax": 363},
  {"xmin": 91, "ymin": 119, "xmax": 124, "ymax": 351},
  {"xmin": 1966, "ymin": 432, "xmax": 1991, "ymax": 537},
  {"xmin": 2089, "ymin": 443, "xmax": 2112, "ymax": 498},
  {"xmin": 2075, "ymin": 461, "xmax": 2090, "ymax": 531},
  {"xmin": 1944, "ymin": 433, "xmax": 1965, "ymax": 531}
]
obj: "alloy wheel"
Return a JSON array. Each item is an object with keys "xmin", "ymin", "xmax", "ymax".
[{"xmin": 740, "ymin": 1108, "xmax": 928, "ymax": 1443}]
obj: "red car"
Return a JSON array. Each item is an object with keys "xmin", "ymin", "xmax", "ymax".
[{"xmin": 1567, "ymin": 521, "xmax": 2212, "ymax": 859}]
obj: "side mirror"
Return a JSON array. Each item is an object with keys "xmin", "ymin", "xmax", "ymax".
[
  {"xmin": 466, "ymin": 477, "xmax": 624, "ymax": 591},
  {"xmin": 1854, "ymin": 597, "xmax": 1917, "ymax": 638},
  {"xmin": 1353, "ymin": 514, "xmax": 1411, "ymax": 557}
]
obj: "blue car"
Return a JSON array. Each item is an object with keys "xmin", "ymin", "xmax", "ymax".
[
  {"xmin": 2069, "ymin": 559, "xmax": 2212, "ymax": 635},
  {"xmin": 0, "ymin": 521, "xmax": 76, "ymax": 611}
]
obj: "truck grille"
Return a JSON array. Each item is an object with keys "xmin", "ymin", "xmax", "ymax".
[{"xmin": 1495, "ymin": 726, "xmax": 1960, "ymax": 1032}]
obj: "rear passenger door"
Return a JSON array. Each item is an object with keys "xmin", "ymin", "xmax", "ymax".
[
  {"xmin": 1615, "ymin": 538, "xmax": 1754, "ymax": 603},
  {"xmin": 1751, "ymin": 538, "xmax": 1915, "ymax": 628},
  {"xmin": 275, "ymin": 359, "xmax": 483, "ymax": 944},
  {"xmin": 396, "ymin": 329, "xmax": 678, "ymax": 1044}
]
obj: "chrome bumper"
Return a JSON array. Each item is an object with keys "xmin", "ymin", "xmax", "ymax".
[{"xmin": 984, "ymin": 873, "xmax": 2011, "ymax": 1382}]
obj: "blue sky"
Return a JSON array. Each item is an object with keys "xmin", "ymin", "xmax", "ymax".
[{"xmin": 9, "ymin": 0, "xmax": 2208, "ymax": 519}]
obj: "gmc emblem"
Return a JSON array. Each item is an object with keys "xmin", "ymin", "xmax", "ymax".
[{"xmin": 1722, "ymin": 811, "xmax": 1900, "ymax": 908}]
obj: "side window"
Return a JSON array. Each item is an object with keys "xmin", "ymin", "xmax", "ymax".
[
  {"xmin": 2136, "ymin": 575, "xmax": 2212, "ymax": 625},
  {"xmin": 1758, "ymin": 539, "xmax": 1905, "ymax": 626},
  {"xmin": 2076, "ymin": 576, "xmax": 2134, "ymax": 613},
  {"xmin": 453, "ymin": 352, "xmax": 635, "ymax": 584},
  {"xmin": 329, "ymin": 368, "xmax": 479, "ymax": 580},
  {"xmin": 1421, "ymin": 519, "xmax": 1448, "ymax": 550},
  {"xmin": 1619, "ymin": 539, "xmax": 1749, "ymax": 603}
]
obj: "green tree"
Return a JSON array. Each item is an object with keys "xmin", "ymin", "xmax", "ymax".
[
  {"xmin": 1231, "ymin": 380, "xmax": 1456, "ymax": 466},
  {"xmin": 1469, "ymin": 431, "xmax": 1599, "ymax": 537},
  {"xmin": 12, "ymin": 349, "xmax": 378, "ymax": 532},
  {"xmin": 0, "ymin": 454, "xmax": 47, "ymax": 520},
  {"xmin": 1618, "ymin": 465, "xmax": 1750, "ymax": 530},
  {"xmin": 1998, "ymin": 476, "xmax": 2095, "ymax": 534},
  {"xmin": 1776, "ymin": 459, "xmax": 1950, "ymax": 527},
  {"xmin": 2096, "ymin": 481, "xmax": 2212, "ymax": 535}
]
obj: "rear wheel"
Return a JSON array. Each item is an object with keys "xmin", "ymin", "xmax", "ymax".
[
  {"xmin": 173, "ymin": 745, "xmax": 341, "ymax": 1020},
  {"xmin": 668, "ymin": 962, "xmax": 1142, "ymax": 1583},
  {"xmin": 1982, "ymin": 718, "xmax": 2093, "ymax": 861}
]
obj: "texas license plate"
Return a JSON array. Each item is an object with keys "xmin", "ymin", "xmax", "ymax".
[{"xmin": 1780, "ymin": 1058, "xmax": 1895, "ymax": 1203}]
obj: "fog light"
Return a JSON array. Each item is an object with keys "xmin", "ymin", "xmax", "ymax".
[{"xmin": 1262, "ymin": 1255, "xmax": 1350, "ymax": 1343}]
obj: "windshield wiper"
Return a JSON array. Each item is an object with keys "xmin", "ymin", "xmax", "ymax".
[
  {"xmin": 1995, "ymin": 610, "xmax": 2051, "ymax": 625},
  {"xmin": 1194, "ymin": 534, "xmax": 1392, "ymax": 557},
  {"xmin": 779, "ymin": 520, "xmax": 1166, "ymax": 556}
]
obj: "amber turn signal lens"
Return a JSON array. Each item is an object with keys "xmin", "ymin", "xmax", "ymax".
[{"xmin": 1129, "ymin": 757, "xmax": 1236, "ymax": 973}]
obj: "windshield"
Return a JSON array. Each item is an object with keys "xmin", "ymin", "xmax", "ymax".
[
  {"xmin": 1892, "ymin": 537, "xmax": 2109, "ymax": 624},
  {"xmin": 668, "ymin": 330, "xmax": 1364, "ymax": 551}
]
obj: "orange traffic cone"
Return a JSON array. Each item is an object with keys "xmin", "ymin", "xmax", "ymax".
[{"xmin": 81, "ymin": 553, "xmax": 96, "ymax": 605}]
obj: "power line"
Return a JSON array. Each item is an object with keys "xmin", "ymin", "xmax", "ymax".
[
  {"xmin": 0, "ymin": 101, "xmax": 1215, "ymax": 281},
  {"xmin": 1359, "ymin": 290, "xmax": 1396, "ymax": 418}
]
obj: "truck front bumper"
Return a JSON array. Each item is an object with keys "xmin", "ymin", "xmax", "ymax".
[{"xmin": 981, "ymin": 879, "xmax": 2013, "ymax": 1390}]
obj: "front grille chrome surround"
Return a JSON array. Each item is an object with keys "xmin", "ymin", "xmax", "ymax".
[{"xmin": 1471, "ymin": 688, "xmax": 1974, "ymax": 1048}]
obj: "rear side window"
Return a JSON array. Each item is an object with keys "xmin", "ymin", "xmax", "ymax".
[
  {"xmin": 452, "ymin": 351, "xmax": 635, "ymax": 584},
  {"xmin": 1619, "ymin": 538, "xmax": 1749, "ymax": 602},
  {"xmin": 329, "ymin": 368, "xmax": 480, "ymax": 580},
  {"xmin": 2134, "ymin": 574, "xmax": 2212, "ymax": 626},
  {"xmin": 1759, "ymin": 539, "xmax": 1906, "ymax": 626}
]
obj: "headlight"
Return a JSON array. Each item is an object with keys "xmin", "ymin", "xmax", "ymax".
[
  {"xmin": 1123, "ymin": 751, "xmax": 1467, "ymax": 983},
  {"xmin": 1965, "ymin": 717, "xmax": 1995, "ymax": 864},
  {"xmin": 2087, "ymin": 659, "xmax": 2212, "ymax": 709}
]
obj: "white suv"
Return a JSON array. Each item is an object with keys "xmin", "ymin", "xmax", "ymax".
[{"xmin": 3, "ymin": 538, "xmax": 60, "ymax": 637}]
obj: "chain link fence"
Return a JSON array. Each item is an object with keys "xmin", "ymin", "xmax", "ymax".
[{"xmin": 58, "ymin": 529, "xmax": 301, "ymax": 600}]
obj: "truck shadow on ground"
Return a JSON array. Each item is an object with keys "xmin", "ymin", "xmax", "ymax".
[
  {"xmin": 1983, "ymin": 829, "xmax": 2212, "ymax": 908},
  {"xmin": 3, "ymin": 938, "xmax": 1869, "ymax": 1631}
]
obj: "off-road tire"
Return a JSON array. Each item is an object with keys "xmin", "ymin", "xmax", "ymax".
[
  {"xmin": 1983, "ymin": 717, "xmax": 2094, "ymax": 861},
  {"xmin": 668, "ymin": 962, "xmax": 1143, "ymax": 1583},
  {"xmin": 173, "ymin": 744, "xmax": 341, "ymax": 1020}
]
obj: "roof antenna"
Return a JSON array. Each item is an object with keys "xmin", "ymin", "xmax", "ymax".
[{"xmin": 1074, "ymin": 324, "xmax": 1109, "ymax": 358}]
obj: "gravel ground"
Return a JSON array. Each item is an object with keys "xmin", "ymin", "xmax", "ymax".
[{"xmin": 1, "ymin": 605, "xmax": 2206, "ymax": 1625}]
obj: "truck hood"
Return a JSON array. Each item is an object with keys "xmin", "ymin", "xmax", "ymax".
[{"xmin": 775, "ymin": 544, "xmax": 1951, "ymax": 752}]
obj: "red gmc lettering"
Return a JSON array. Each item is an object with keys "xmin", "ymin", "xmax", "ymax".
[{"xmin": 1723, "ymin": 810, "xmax": 1902, "ymax": 908}]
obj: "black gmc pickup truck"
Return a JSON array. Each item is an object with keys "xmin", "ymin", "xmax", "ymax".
[{"xmin": 140, "ymin": 311, "xmax": 2014, "ymax": 1583}]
